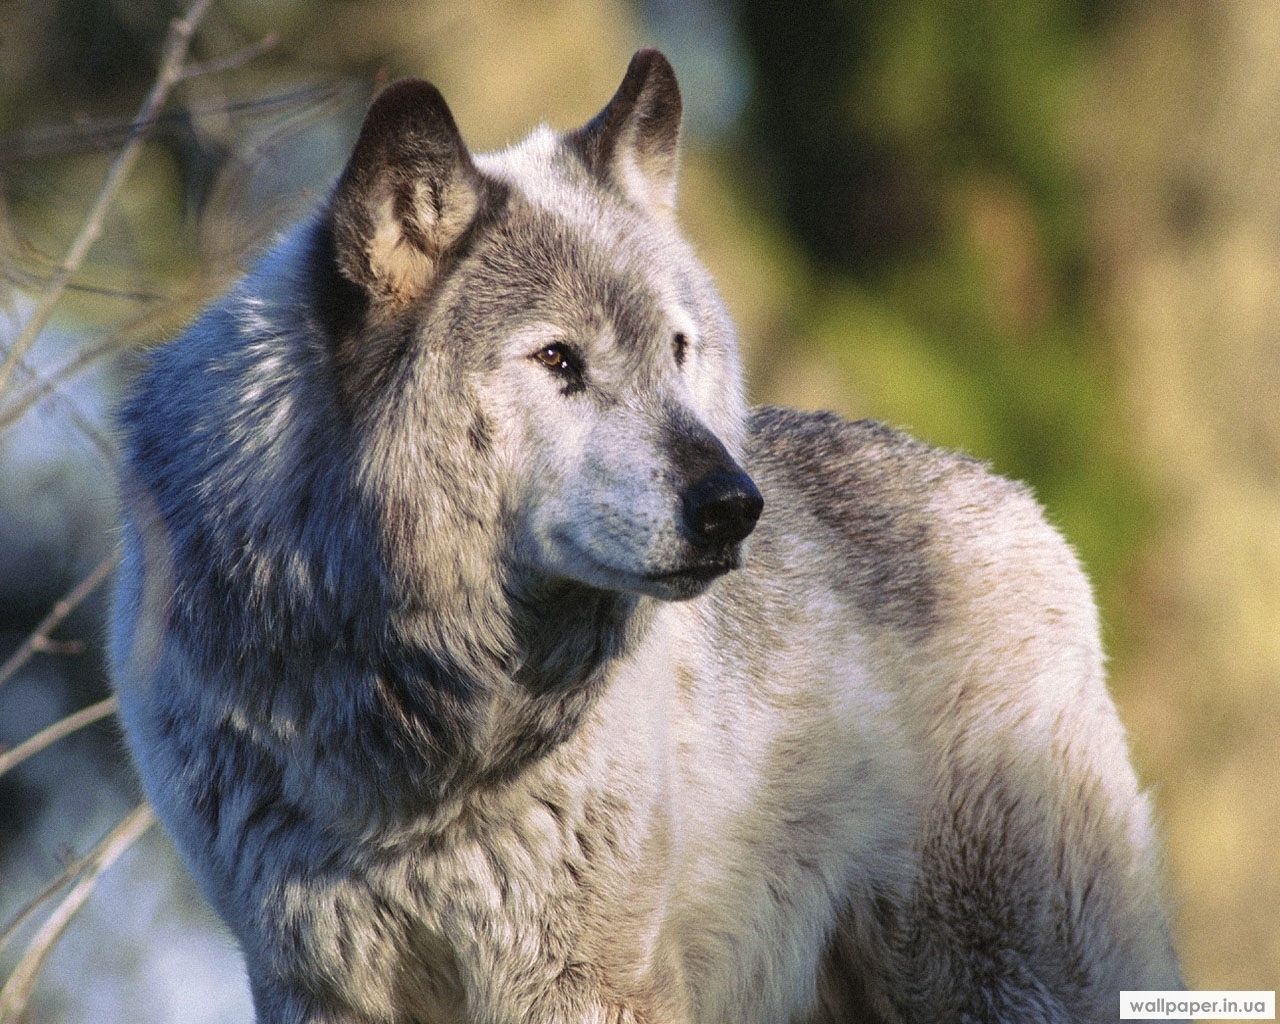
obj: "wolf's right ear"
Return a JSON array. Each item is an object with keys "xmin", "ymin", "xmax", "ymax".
[
  {"xmin": 327, "ymin": 79, "xmax": 483, "ymax": 311},
  {"xmin": 569, "ymin": 49, "xmax": 683, "ymax": 215}
]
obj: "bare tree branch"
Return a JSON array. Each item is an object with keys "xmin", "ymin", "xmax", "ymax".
[
  {"xmin": 0, "ymin": 696, "xmax": 120, "ymax": 781},
  {"xmin": 0, "ymin": 549, "xmax": 119, "ymax": 690},
  {"xmin": 0, "ymin": 4, "xmax": 284, "ymax": 1017},
  {"xmin": 0, "ymin": 846, "xmax": 96, "ymax": 957},
  {"xmin": 0, "ymin": 803, "xmax": 156, "ymax": 1024},
  {"xmin": 0, "ymin": 348, "xmax": 119, "ymax": 467},
  {"xmin": 0, "ymin": 0, "xmax": 215, "ymax": 396},
  {"xmin": 0, "ymin": 333, "xmax": 128, "ymax": 433},
  {"xmin": 177, "ymin": 31, "xmax": 280, "ymax": 81},
  {"xmin": 0, "ymin": 82, "xmax": 348, "ymax": 164}
]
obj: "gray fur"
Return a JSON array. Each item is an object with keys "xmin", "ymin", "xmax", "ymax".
[{"xmin": 111, "ymin": 50, "xmax": 1182, "ymax": 1024}]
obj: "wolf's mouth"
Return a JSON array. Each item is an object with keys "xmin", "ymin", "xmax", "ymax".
[
  {"xmin": 644, "ymin": 551, "xmax": 740, "ymax": 586},
  {"xmin": 557, "ymin": 541, "xmax": 742, "ymax": 600}
]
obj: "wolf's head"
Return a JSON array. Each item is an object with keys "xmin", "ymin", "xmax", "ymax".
[{"xmin": 319, "ymin": 51, "xmax": 761, "ymax": 605}]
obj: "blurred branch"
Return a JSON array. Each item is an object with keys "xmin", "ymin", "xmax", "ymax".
[
  {"xmin": 0, "ymin": 549, "xmax": 119, "ymax": 690},
  {"xmin": 0, "ymin": 194, "xmax": 162, "ymax": 303},
  {"xmin": 177, "ymin": 31, "xmax": 280, "ymax": 81},
  {"xmin": 0, "ymin": 849, "xmax": 96, "ymax": 957},
  {"xmin": 0, "ymin": 0, "xmax": 217, "ymax": 396},
  {"xmin": 0, "ymin": 345, "xmax": 119, "ymax": 465},
  {"xmin": 0, "ymin": 4, "xmax": 275, "ymax": 1019},
  {"xmin": 0, "ymin": 803, "xmax": 156, "ymax": 1024},
  {"xmin": 0, "ymin": 83, "xmax": 349, "ymax": 164},
  {"xmin": 0, "ymin": 696, "xmax": 119, "ymax": 781},
  {"xmin": 0, "ymin": 851, "xmax": 93, "ymax": 957},
  {"xmin": 0, "ymin": 333, "xmax": 130, "ymax": 433}
]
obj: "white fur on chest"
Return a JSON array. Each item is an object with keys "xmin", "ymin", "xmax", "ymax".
[{"xmin": 387, "ymin": 597, "xmax": 919, "ymax": 1023}]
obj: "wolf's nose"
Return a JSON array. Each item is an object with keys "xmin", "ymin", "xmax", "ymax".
[{"xmin": 683, "ymin": 469, "xmax": 764, "ymax": 549}]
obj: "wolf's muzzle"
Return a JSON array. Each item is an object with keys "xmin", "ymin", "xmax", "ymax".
[{"xmin": 682, "ymin": 469, "xmax": 764, "ymax": 549}]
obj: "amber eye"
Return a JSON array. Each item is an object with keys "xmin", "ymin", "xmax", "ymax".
[
  {"xmin": 530, "ymin": 342, "xmax": 586, "ymax": 394},
  {"xmin": 533, "ymin": 344, "xmax": 570, "ymax": 371}
]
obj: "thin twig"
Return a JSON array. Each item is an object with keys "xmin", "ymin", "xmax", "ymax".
[
  {"xmin": 0, "ymin": 345, "xmax": 119, "ymax": 465},
  {"xmin": 0, "ymin": 549, "xmax": 119, "ymax": 690},
  {"xmin": 0, "ymin": 336, "xmax": 120, "ymax": 457},
  {"xmin": 0, "ymin": 0, "xmax": 215, "ymax": 396},
  {"xmin": 0, "ymin": 696, "xmax": 120, "ymax": 781},
  {"xmin": 0, "ymin": 845, "xmax": 94, "ymax": 956},
  {"xmin": 0, "ymin": 270, "xmax": 223, "ymax": 435},
  {"xmin": 177, "ymin": 31, "xmax": 279, "ymax": 81},
  {"xmin": 0, "ymin": 264, "xmax": 164, "ymax": 303},
  {"xmin": 0, "ymin": 803, "xmax": 156, "ymax": 1024},
  {"xmin": 30, "ymin": 639, "xmax": 86, "ymax": 656},
  {"xmin": 0, "ymin": 346, "xmax": 115, "ymax": 432},
  {"xmin": 0, "ymin": 83, "xmax": 349, "ymax": 163},
  {"xmin": 0, "ymin": 199, "xmax": 162, "ymax": 302}
]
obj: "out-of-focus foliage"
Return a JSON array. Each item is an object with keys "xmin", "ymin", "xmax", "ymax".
[
  {"xmin": 733, "ymin": 0, "xmax": 1148, "ymax": 622},
  {"xmin": 1077, "ymin": 2, "xmax": 1280, "ymax": 988}
]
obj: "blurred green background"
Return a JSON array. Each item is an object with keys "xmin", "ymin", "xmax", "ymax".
[{"xmin": 1, "ymin": 0, "xmax": 1277, "ymax": 1016}]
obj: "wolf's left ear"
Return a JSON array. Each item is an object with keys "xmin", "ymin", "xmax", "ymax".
[
  {"xmin": 569, "ymin": 49, "xmax": 683, "ymax": 215},
  {"xmin": 328, "ymin": 79, "xmax": 484, "ymax": 311}
]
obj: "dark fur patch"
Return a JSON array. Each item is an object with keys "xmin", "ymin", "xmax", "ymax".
[
  {"xmin": 672, "ymin": 330, "xmax": 688, "ymax": 367},
  {"xmin": 860, "ymin": 752, "xmax": 1106, "ymax": 1021},
  {"xmin": 467, "ymin": 411, "xmax": 494, "ymax": 454},
  {"xmin": 566, "ymin": 49, "xmax": 682, "ymax": 194},
  {"xmin": 745, "ymin": 407, "xmax": 945, "ymax": 637},
  {"xmin": 307, "ymin": 213, "xmax": 412, "ymax": 422},
  {"xmin": 317, "ymin": 174, "xmax": 512, "ymax": 418},
  {"xmin": 307, "ymin": 214, "xmax": 370, "ymax": 344},
  {"xmin": 663, "ymin": 403, "xmax": 741, "ymax": 492}
]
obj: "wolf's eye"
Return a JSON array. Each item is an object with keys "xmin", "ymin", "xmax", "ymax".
[
  {"xmin": 533, "ymin": 343, "xmax": 573, "ymax": 372},
  {"xmin": 673, "ymin": 332, "xmax": 688, "ymax": 367},
  {"xmin": 530, "ymin": 342, "xmax": 585, "ymax": 394}
]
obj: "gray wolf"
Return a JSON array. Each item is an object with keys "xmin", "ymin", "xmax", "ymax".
[{"xmin": 111, "ymin": 50, "xmax": 1183, "ymax": 1023}]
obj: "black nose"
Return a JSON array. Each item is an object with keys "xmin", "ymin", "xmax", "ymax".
[{"xmin": 682, "ymin": 469, "xmax": 764, "ymax": 549}]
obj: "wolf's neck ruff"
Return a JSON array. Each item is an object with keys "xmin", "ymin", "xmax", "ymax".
[{"xmin": 123, "ymin": 51, "xmax": 709, "ymax": 832}]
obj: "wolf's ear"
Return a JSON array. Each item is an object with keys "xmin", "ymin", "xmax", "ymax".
[
  {"xmin": 569, "ymin": 49, "xmax": 683, "ymax": 214},
  {"xmin": 328, "ymin": 79, "xmax": 483, "ymax": 310}
]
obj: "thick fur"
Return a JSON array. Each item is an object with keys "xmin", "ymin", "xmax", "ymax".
[{"xmin": 111, "ymin": 51, "xmax": 1182, "ymax": 1023}]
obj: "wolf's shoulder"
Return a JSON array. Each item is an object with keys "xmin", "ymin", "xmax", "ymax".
[
  {"xmin": 742, "ymin": 405, "xmax": 1084, "ymax": 638},
  {"xmin": 744, "ymin": 404, "xmax": 1015, "ymax": 511}
]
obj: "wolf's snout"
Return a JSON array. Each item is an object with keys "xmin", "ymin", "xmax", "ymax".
[{"xmin": 682, "ymin": 469, "xmax": 764, "ymax": 549}]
